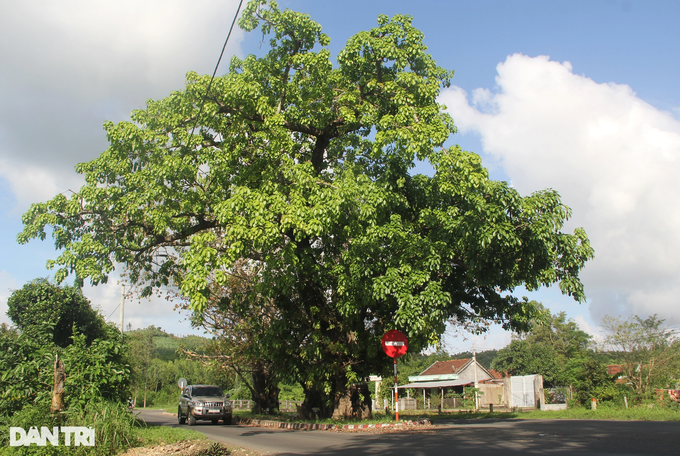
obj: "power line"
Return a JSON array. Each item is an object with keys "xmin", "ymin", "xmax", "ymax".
[
  {"xmin": 107, "ymin": 303, "xmax": 120, "ymax": 321},
  {"xmin": 187, "ymin": 0, "xmax": 245, "ymax": 144},
  {"xmin": 113, "ymin": 3, "xmax": 243, "ymax": 326}
]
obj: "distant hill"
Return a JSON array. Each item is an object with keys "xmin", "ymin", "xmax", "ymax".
[{"xmin": 126, "ymin": 325, "xmax": 211, "ymax": 361}]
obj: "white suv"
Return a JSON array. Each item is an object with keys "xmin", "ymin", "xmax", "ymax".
[{"xmin": 178, "ymin": 385, "xmax": 233, "ymax": 425}]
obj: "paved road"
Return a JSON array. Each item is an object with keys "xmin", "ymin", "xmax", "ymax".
[{"xmin": 137, "ymin": 409, "xmax": 680, "ymax": 455}]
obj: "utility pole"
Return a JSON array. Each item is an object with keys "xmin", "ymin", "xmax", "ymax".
[
  {"xmin": 119, "ymin": 284, "xmax": 125, "ymax": 334},
  {"xmin": 473, "ymin": 343, "xmax": 479, "ymax": 411}
]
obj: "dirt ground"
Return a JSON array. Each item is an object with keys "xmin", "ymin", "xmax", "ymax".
[{"xmin": 120, "ymin": 440, "xmax": 261, "ymax": 456}]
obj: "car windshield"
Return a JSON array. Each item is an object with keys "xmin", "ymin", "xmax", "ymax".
[{"xmin": 192, "ymin": 387, "xmax": 223, "ymax": 397}]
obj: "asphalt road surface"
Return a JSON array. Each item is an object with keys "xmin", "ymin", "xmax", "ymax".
[{"xmin": 137, "ymin": 409, "xmax": 680, "ymax": 455}]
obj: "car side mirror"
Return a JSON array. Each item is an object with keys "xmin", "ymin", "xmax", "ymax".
[{"xmin": 225, "ymin": 393, "xmax": 230, "ymax": 398}]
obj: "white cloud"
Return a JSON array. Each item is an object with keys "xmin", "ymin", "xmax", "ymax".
[
  {"xmin": 82, "ymin": 278, "xmax": 204, "ymax": 337},
  {"xmin": 443, "ymin": 323, "xmax": 512, "ymax": 353},
  {"xmin": 0, "ymin": 160, "xmax": 85, "ymax": 213},
  {"xmin": 0, "ymin": 270, "xmax": 18, "ymax": 325},
  {"xmin": 0, "ymin": 0, "xmax": 244, "ymax": 210},
  {"xmin": 0, "ymin": 267, "xmax": 199, "ymax": 334},
  {"xmin": 441, "ymin": 53, "xmax": 680, "ymax": 324}
]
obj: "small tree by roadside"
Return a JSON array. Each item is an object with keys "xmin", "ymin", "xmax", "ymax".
[
  {"xmin": 491, "ymin": 303, "xmax": 592, "ymax": 388},
  {"xmin": 573, "ymin": 359, "xmax": 619, "ymax": 405},
  {"xmin": 0, "ymin": 281, "xmax": 129, "ymax": 416},
  {"xmin": 600, "ymin": 314, "xmax": 680, "ymax": 399}
]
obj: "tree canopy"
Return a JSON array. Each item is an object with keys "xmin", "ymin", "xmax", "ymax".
[
  {"xmin": 7, "ymin": 278, "xmax": 108, "ymax": 348},
  {"xmin": 18, "ymin": 0, "xmax": 593, "ymax": 417}
]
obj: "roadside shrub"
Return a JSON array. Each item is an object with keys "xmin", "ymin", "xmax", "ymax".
[
  {"xmin": 574, "ymin": 359, "xmax": 619, "ymax": 404},
  {"xmin": 0, "ymin": 400, "xmax": 141, "ymax": 456},
  {"xmin": 138, "ymin": 387, "xmax": 177, "ymax": 409}
]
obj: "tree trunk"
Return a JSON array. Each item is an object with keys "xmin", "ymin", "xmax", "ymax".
[
  {"xmin": 298, "ymin": 386, "xmax": 330, "ymax": 419},
  {"xmin": 51, "ymin": 357, "xmax": 66, "ymax": 413},
  {"xmin": 332, "ymin": 381, "xmax": 372, "ymax": 420},
  {"xmin": 251, "ymin": 364, "xmax": 279, "ymax": 414},
  {"xmin": 298, "ymin": 376, "xmax": 372, "ymax": 420}
]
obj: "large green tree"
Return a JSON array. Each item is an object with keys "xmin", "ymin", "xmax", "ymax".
[
  {"xmin": 491, "ymin": 304, "xmax": 592, "ymax": 386},
  {"xmin": 18, "ymin": 1, "xmax": 593, "ymax": 417}
]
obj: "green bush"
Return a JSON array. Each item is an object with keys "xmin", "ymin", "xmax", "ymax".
[
  {"xmin": 0, "ymin": 280, "xmax": 130, "ymax": 418},
  {"xmin": 0, "ymin": 400, "xmax": 141, "ymax": 455},
  {"xmin": 6, "ymin": 279, "xmax": 109, "ymax": 348},
  {"xmin": 138, "ymin": 387, "xmax": 178, "ymax": 409},
  {"xmin": 0, "ymin": 325, "xmax": 129, "ymax": 417},
  {"xmin": 573, "ymin": 359, "xmax": 619, "ymax": 405},
  {"xmin": 0, "ymin": 325, "xmax": 55, "ymax": 416}
]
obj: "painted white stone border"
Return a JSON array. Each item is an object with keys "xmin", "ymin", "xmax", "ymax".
[{"xmin": 233, "ymin": 416, "xmax": 432, "ymax": 431}]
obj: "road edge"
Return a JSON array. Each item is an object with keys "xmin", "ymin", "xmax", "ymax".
[{"xmin": 233, "ymin": 416, "xmax": 432, "ymax": 431}]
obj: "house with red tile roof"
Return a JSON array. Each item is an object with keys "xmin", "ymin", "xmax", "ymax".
[
  {"xmin": 399, "ymin": 358, "xmax": 501, "ymax": 393},
  {"xmin": 398, "ymin": 358, "xmax": 507, "ymax": 409},
  {"xmin": 419, "ymin": 358, "xmax": 501, "ymax": 384},
  {"xmin": 607, "ymin": 364, "xmax": 640, "ymax": 384}
]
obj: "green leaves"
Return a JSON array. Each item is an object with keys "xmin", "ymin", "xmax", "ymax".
[
  {"xmin": 17, "ymin": 0, "xmax": 593, "ymax": 415},
  {"xmin": 0, "ymin": 316, "xmax": 129, "ymax": 416}
]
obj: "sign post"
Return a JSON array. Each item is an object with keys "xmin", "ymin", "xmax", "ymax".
[{"xmin": 381, "ymin": 330, "xmax": 408, "ymax": 422}]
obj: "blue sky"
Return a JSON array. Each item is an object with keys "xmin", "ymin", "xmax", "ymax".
[{"xmin": 1, "ymin": 0, "xmax": 679, "ymax": 350}]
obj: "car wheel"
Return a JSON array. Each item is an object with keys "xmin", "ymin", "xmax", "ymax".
[
  {"xmin": 188, "ymin": 413, "xmax": 197, "ymax": 426},
  {"xmin": 211, "ymin": 419, "xmax": 219, "ymax": 425},
  {"xmin": 177, "ymin": 407, "xmax": 186, "ymax": 425},
  {"xmin": 223, "ymin": 416, "xmax": 232, "ymax": 425}
]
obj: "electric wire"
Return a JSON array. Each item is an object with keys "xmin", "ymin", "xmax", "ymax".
[
  {"xmin": 112, "ymin": 3, "xmax": 244, "ymax": 324},
  {"xmin": 187, "ymin": 0, "xmax": 244, "ymax": 146},
  {"xmin": 107, "ymin": 303, "xmax": 120, "ymax": 321}
]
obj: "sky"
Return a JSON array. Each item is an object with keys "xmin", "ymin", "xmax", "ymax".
[{"xmin": 1, "ymin": 0, "xmax": 679, "ymax": 350}]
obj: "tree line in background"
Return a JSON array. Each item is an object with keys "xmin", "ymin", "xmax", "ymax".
[{"xmin": 490, "ymin": 303, "xmax": 680, "ymax": 405}]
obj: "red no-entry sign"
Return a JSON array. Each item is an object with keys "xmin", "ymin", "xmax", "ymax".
[{"xmin": 381, "ymin": 330, "xmax": 408, "ymax": 358}]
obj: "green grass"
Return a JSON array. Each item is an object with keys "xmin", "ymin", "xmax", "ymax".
[
  {"xmin": 142, "ymin": 401, "xmax": 176, "ymax": 411},
  {"xmin": 515, "ymin": 405, "xmax": 680, "ymax": 421},
  {"xmin": 0, "ymin": 404, "xmax": 209, "ymax": 456},
  {"xmin": 130, "ymin": 425, "xmax": 207, "ymax": 447}
]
